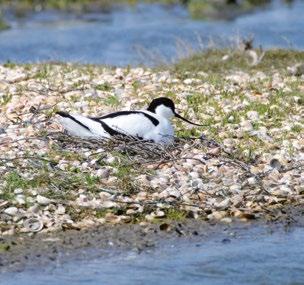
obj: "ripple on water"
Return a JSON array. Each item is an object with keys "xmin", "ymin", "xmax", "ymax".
[{"xmin": 2, "ymin": 226, "xmax": 304, "ymax": 285}]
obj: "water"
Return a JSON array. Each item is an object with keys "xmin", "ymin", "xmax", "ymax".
[
  {"xmin": 0, "ymin": 0, "xmax": 303, "ymax": 65},
  {"xmin": 2, "ymin": 225, "xmax": 304, "ymax": 285}
]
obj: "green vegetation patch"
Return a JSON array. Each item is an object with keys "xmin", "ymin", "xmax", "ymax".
[
  {"xmin": 172, "ymin": 49, "xmax": 304, "ymax": 76},
  {"xmin": 0, "ymin": 243, "xmax": 10, "ymax": 252},
  {"xmin": 188, "ymin": 0, "xmax": 271, "ymax": 20},
  {"xmin": 0, "ymin": 16, "xmax": 9, "ymax": 30}
]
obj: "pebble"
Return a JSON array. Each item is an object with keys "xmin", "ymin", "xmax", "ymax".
[
  {"xmin": 207, "ymin": 147, "xmax": 221, "ymax": 155},
  {"xmin": 230, "ymin": 184, "xmax": 241, "ymax": 193},
  {"xmin": 105, "ymin": 156, "xmax": 116, "ymax": 164},
  {"xmin": 155, "ymin": 210, "xmax": 165, "ymax": 218},
  {"xmin": 214, "ymin": 198, "xmax": 230, "ymax": 210},
  {"xmin": 56, "ymin": 204, "xmax": 66, "ymax": 215},
  {"xmin": 246, "ymin": 111, "xmax": 259, "ymax": 121},
  {"xmin": 240, "ymin": 120, "xmax": 253, "ymax": 131},
  {"xmin": 247, "ymin": 177, "xmax": 257, "ymax": 185},
  {"xmin": 145, "ymin": 213, "xmax": 156, "ymax": 221},
  {"xmin": 101, "ymin": 201, "xmax": 117, "ymax": 208},
  {"xmin": 207, "ymin": 211, "xmax": 226, "ymax": 220},
  {"xmin": 23, "ymin": 217, "xmax": 44, "ymax": 233},
  {"xmin": 96, "ymin": 168, "xmax": 111, "ymax": 178},
  {"xmin": 4, "ymin": 207, "xmax": 19, "ymax": 216},
  {"xmin": 15, "ymin": 195, "xmax": 26, "ymax": 205},
  {"xmin": 183, "ymin": 78, "xmax": 193, "ymax": 85},
  {"xmin": 228, "ymin": 115, "xmax": 234, "ymax": 123},
  {"xmin": 27, "ymin": 204, "xmax": 40, "ymax": 214},
  {"xmin": 14, "ymin": 188, "xmax": 23, "ymax": 194},
  {"xmin": 221, "ymin": 217, "xmax": 232, "ymax": 223},
  {"xmin": 37, "ymin": 195, "xmax": 52, "ymax": 206}
]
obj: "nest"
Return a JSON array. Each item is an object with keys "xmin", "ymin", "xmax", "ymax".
[{"xmin": 46, "ymin": 132, "xmax": 213, "ymax": 166}]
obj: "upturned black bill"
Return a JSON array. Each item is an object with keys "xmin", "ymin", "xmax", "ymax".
[{"xmin": 174, "ymin": 112, "xmax": 204, "ymax": 126}]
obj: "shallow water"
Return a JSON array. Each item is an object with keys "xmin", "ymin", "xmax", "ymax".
[
  {"xmin": 2, "ymin": 225, "xmax": 304, "ymax": 285},
  {"xmin": 0, "ymin": 0, "xmax": 303, "ymax": 65}
]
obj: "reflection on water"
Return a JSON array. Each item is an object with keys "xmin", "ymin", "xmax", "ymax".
[
  {"xmin": 2, "ymin": 226, "xmax": 304, "ymax": 285},
  {"xmin": 0, "ymin": 1, "xmax": 303, "ymax": 65}
]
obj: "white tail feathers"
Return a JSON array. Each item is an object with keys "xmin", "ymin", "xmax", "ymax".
[{"xmin": 56, "ymin": 112, "xmax": 109, "ymax": 139}]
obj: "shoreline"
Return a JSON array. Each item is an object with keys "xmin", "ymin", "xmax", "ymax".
[{"xmin": 1, "ymin": 204, "xmax": 304, "ymax": 273}]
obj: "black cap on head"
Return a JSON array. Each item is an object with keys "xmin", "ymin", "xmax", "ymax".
[
  {"xmin": 147, "ymin": 97, "xmax": 205, "ymax": 127},
  {"xmin": 147, "ymin": 97, "xmax": 175, "ymax": 113}
]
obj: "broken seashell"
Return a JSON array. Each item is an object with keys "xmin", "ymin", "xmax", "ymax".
[
  {"xmin": 155, "ymin": 210, "xmax": 165, "ymax": 218},
  {"xmin": 23, "ymin": 217, "xmax": 44, "ymax": 232},
  {"xmin": 4, "ymin": 207, "xmax": 19, "ymax": 216},
  {"xmin": 37, "ymin": 195, "xmax": 52, "ymax": 206},
  {"xmin": 207, "ymin": 147, "xmax": 221, "ymax": 156}
]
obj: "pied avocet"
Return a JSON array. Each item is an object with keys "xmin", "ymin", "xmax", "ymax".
[{"xmin": 56, "ymin": 97, "xmax": 203, "ymax": 144}]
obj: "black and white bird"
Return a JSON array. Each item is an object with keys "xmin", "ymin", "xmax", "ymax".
[{"xmin": 56, "ymin": 97, "xmax": 203, "ymax": 144}]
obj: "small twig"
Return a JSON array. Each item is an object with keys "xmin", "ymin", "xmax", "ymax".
[
  {"xmin": 99, "ymin": 188, "xmax": 118, "ymax": 195},
  {"xmin": 153, "ymin": 157, "xmax": 206, "ymax": 169}
]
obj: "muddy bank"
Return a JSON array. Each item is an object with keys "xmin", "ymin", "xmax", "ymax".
[{"xmin": 1, "ymin": 204, "xmax": 304, "ymax": 273}]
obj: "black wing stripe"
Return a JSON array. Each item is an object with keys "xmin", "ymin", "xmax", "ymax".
[
  {"xmin": 56, "ymin": 111, "xmax": 91, "ymax": 131},
  {"xmin": 92, "ymin": 111, "xmax": 159, "ymax": 126},
  {"xmin": 57, "ymin": 111, "xmax": 148, "ymax": 140},
  {"xmin": 98, "ymin": 120, "xmax": 144, "ymax": 140},
  {"xmin": 98, "ymin": 120, "xmax": 126, "ymax": 137}
]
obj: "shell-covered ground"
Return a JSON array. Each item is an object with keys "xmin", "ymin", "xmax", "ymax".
[{"xmin": 0, "ymin": 49, "xmax": 304, "ymax": 235}]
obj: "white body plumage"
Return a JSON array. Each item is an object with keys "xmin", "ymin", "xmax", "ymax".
[
  {"xmin": 57, "ymin": 109, "xmax": 174, "ymax": 144},
  {"xmin": 56, "ymin": 97, "xmax": 203, "ymax": 144}
]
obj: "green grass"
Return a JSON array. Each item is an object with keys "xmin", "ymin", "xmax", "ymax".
[
  {"xmin": 132, "ymin": 80, "xmax": 141, "ymax": 92},
  {"xmin": 103, "ymin": 95, "xmax": 120, "ymax": 107},
  {"xmin": 49, "ymin": 148, "xmax": 84, "ymax": 161},
  {"xmin": 107, "ymin": 155, "xmax": 140, "ymax": 195},
  {"xmin": 1, "ymin": 169, "xmax": 100, "ymax": 202},
  {"xmin": 3, "ymin": 60, "xmax": 16, "ymax": 68},
  {"xmin": 3, "ymin": 171, "xmax": 31, "ymax": 190},
  {"xmin": 72, "ymin": 80, "xmax": 86, "ymax": 89},
  {"xmin": 172, "ymin": 49, "xmax": 304, "ymax": 77},
  {"xmin": 0, "ymin": 243, "xmax": 10, "ymax": 252},
  {"xmin": 291, "ymin": 125, "xmax": 303, "ymax": 134},
  {"xmin": 0, "ymin": 0, "xmax": 272, "ymax": 20},
  {"xmin": 0, "ymin": 0, "xmax": 124, "ymax": 12},
  {"xmin": 96, "ymin": 82, "xmax": 112, "ymax": 92},
  {"xmin": 34, "ymin": 65, "xmax": 51, "ymax": 80},
  {"xmin": 188, "ymin": 0, "xmax": 271, "ymax": 20},
  {"xmin": 0, "ymin": 16, "xmax": 9, "ymax": 30},
  {"xmin": 0, "ymin": 171, "xmax": 54, "ymax": 202},
  {"xmin": 0, "ymin": 94, "xmax": 12, "ymax": 106},
  {"xmin": 165, "ymin": 209, "xmax": 187, "ymax": 221}
]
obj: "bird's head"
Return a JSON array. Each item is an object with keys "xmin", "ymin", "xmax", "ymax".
[{"xmin": 147, "ymin": 97, "xmax": 204, "ymax": 126}]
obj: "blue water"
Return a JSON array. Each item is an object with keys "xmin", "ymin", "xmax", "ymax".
[
  {"xmin": 0, "ymin": 0, "xmax": 303, "ymax": 65},
  {"xmin": 2, "ymin": 225, "xmax": 304, "ymax": 285}
]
